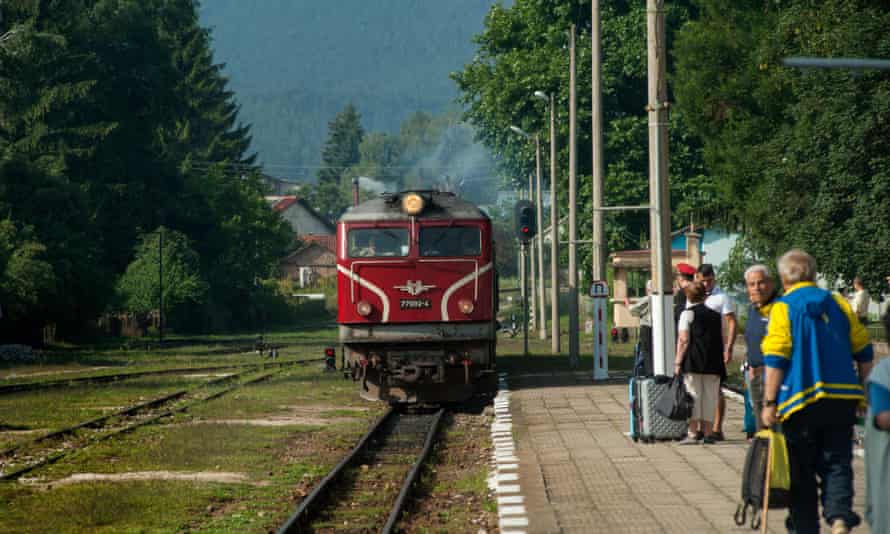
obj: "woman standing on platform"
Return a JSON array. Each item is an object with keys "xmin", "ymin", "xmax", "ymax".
[{"xmin": 674, "ymin": 282, "xmax": 726, "ymax": 445}]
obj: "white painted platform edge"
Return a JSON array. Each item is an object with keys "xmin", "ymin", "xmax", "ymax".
[{"xmin": 489, "ymin": 375, "xmax": 528, "ymax": 534}]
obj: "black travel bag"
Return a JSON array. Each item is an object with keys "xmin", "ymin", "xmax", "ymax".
[
  {"xmin": 734, "ymin": 428, "xmax": 792, "ymax": 530},
  {"xmin": 654, "ymin": 374, "xmax": 694, "ymax": 421}
]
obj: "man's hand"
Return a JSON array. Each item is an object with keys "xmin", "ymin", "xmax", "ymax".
[
  {"xmin": 723, "ymin": 348, "xmax": 732, "ymax": 365},
  {"xmin": 761, "ymin": 405, "xmax": 778, "ymax": 427}
]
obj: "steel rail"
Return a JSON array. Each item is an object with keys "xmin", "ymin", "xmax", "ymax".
[
  {"xmin": 0, "ymin": 359, "xmax": 322, "ymax": 481},
  {"xmin": 277, "ymin": 406, "xmax": 396, "ymax": 534},
  {"xmin": 381, "ymin": 408, "xmax": 444, "ymax": 533},
  {"xmin": 0, "ymin": 366, "xmax": 263, "ymax": 458},
  {"xmin": 0, "ymin": 356, "xmax": 310, "ymax": 395},
  {"xmin": 277, "ymin": 407, "xmax": 444, "ymax": 533}
]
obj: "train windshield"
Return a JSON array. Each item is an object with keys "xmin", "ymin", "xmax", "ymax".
[
  {"xmin": 348, "ymin": 228, "xmax": 410, "ymax": 257},
  {"xmin": 419, "ymin": 227, "xmax": 481, "ymax": 257}
]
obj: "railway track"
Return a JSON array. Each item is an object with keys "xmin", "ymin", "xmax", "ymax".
[
  {"xmin": 0, "ymin": 358, "xmax": 325, "ymax": 481},
  {"xmin": 0, "ymin": 354, "xmax": 308, "ymax": 395},
  {"xmin": 278, "ymin": 406, "xmax": 444, "ymax": 534}
]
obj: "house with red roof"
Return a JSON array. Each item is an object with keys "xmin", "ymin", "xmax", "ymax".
[{"xmin": 265, "ymin": 196, "xmax": 336, "ymax": 286}]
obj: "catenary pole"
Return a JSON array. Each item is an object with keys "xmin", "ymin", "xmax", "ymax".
[
  {"xmin": 528, "ymin": 173, "xmax": 538, "ymax": 334},
  {"xmin": 567, "ymin": 24, "xmax": 579, "ymax": 367},
  {"xmin": 549, "ymin": 94, "xmax": 560, "ymax": 353},
  {"xmin": 535, "ymin": 134, "xmax": 547, "ymax": 340},
  {"xmin": 647, "ymin": 0, "xmax": 674, "ymax": 375},
  {"xmin": 591, "ymin": 0, "xmax": 605, "ymax": 282}
]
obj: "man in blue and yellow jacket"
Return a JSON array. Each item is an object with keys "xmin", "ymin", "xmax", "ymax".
[{"xmin": 762, "ymin": 249, "xmax": 874, "ymax": 534}]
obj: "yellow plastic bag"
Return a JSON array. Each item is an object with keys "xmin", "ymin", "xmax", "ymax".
[{"xmin": 756, "ymin": 428, "xmax": 791, "ymax": 494}]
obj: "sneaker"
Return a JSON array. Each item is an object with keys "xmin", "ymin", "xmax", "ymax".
[
  {"xmin": 702, "ymin": 435, "xmax": 717, "ymax": 445},
  {"xmin": 695, "ymin": 431, "xmax": 704, "ymax": 441},
  {"xmin": 710, "ymin": 431, "xmax": 726, "ymax": 441},
  {"xmin": 831, "ymin": 519, "xmax": 849, "ymax": 534},
  {"xmin": 678, "ymin": 435, "xmax": 701, "ymax": 445}
]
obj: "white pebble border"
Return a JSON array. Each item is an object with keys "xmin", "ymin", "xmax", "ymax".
[
  {"xmin": 488, "ymin": 372, "xmax": 528, "ymax": 534},
  {"xmin": 722, "ymin": 385, "xmax": 865, "ymax": 458}
]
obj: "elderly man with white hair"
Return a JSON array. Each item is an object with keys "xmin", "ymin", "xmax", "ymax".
[
  {"xmin": 743, "ymin": 264, "xmax": 777, "ymax": 436},
  {"xmin": 761, "ymin": 249, "xmax": 874, "ymax": 534}
]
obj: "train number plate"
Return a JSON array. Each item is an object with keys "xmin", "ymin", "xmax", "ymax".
[{"xmin": 400, "ymin": 298, "xmax": 431, "ymax": 310}]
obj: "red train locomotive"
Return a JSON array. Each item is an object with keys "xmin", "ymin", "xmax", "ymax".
[{"xmin": 336, "ymin": 191, "xmax": 498, "ymax": 403}]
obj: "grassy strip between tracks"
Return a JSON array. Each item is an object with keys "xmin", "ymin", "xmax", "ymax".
[
  {"xmin": 0, "ymin": 360, "xmax": 388, "ymax": 533},
  {"xmin": 0, "ymin": 374, "xmax": 210, "ymax": 451},
  {"xmin": 0, "ymin": 327, "xmax": 338, "ymax": 383}
]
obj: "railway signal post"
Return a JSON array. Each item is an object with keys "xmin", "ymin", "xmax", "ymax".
[{"xmin": 516, "ymin": 200, "xmax": 537, "ymax": 356}]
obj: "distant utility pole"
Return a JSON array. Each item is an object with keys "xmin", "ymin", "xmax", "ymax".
[
  {"xmin": 647, "ymin": 0, "xmax": 674, "ymax": 376},
  {"xmin": 568, "ymin": 24, "xmax": 580, "ymax": 367},
  {"xmin": 591, "ymin": 0, "xmax": 605, "ymax": 281},
  {"xmin": 534, "ymin": 90, "xmax": 560, "ymax": 353},
  {"xmin": 158, "ymin": 229, "xmax": 164, "ymax": 345},
  {"xmin": 535, "ymin": 134, "xmax": 547, "ymax": 340},
  {"xmin": 548, "ymin": 94, "xmax": 560, "ymax": 353},
  {"xmin": 528, "ymin": 173, "xmax": 538, "ymax": 334}
]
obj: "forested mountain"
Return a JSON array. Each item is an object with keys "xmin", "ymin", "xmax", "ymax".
[
  {"xmin": 0, "ymin": 0, "xmax": 292, "ymax": 342},
  {"xmin": 198, "ymin": 0, "xmax": 501, "ymax": 179}
]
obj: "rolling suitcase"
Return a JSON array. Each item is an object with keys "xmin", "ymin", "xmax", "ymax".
[
  {"xmin": 633, "ymin": 375, "xmax": 687, "ymax": 442},
  {"xmin": 629, "ymin": 376, "xmax": 641, "ymax": 439}
]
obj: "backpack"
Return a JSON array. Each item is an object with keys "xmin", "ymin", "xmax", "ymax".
[{"xmin": 734, "ymin": 428, "xmax": 792, "ymax": 530}]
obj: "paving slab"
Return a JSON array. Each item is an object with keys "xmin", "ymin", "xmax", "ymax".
[{"xmin": 507, "ymin": 372, "xmax": 870, "ymax": 534}]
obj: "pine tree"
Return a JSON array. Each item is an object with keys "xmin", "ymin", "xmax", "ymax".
[{"xmin": 317, "ymin": 104, "xmax": 364, "ymax": 186}]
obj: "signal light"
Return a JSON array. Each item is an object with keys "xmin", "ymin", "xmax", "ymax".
[
  {"xmin": 514, "ymin": 200, "xmax": 536, "ymax": 243},
  {"xmin": 356, "ymin": 300, "xmax": 372, "ymax": 316},
  {"xmin": 458, "ymin": 299, "xmax": 475, "ymax": 315},
  {"xmin": 324, "ymin": 347, "xmax": 335, "ymax": 357}
]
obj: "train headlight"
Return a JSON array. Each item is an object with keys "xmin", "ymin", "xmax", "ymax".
[
  {"xmin": 458, "ymin": 299, "xmax": 475, "ymax": 315},
  {"xmin": 356, "ymin": 300, "xmax": 373, "ymax": 316},
  {"xmin": 401, "ymin": 193, "xmax": 425, "ymax": 215}
]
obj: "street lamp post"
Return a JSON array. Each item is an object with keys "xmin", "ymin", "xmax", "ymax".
[
  {"xmin": 510, "ymin": 125, "xmax": 547, "ymax": 340},
  {"xmin": 535, "ymin": 90, "xmax": 559, "ymax": 353}
]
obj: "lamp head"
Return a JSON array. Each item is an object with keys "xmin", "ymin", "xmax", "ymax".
[
  {"xmin": 534, "ymin": 90, "xmax": 549, "ymax": 100},
  {"xmin": 509, "ymin": 125, "xmax": 529, "ymax": 138}
]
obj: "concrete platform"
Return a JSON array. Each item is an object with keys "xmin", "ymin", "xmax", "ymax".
[{"xmin": 507, "ymin": 372, "xmax": 869, "ymax": 534}]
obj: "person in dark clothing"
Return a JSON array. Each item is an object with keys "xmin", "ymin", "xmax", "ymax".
[
  {"xmin": 743, "ymin": 264, "xmax": 777, "ymax": 434},
  {"xmin": 674, "ymin": 281, "xmax": 726, "ymax": 445}
]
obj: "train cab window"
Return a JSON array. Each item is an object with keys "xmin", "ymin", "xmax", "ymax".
[
  {"xmin": 419, "ymin": 227, "xmax": 481, "ymax": 257},
  {"xmin": 348, "ymin": 228, "xmax": 409, "ymax": 258}
]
